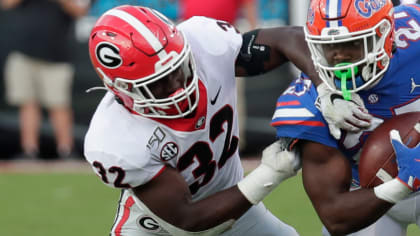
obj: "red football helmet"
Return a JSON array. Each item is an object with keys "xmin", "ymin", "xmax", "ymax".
[
  {"xmin": 89, "ymin": 5, "xmax": 199, "ymax": 119},
  {"xmin": 305, "ymin": 0, "xmax": 394, "ymax": 94}
]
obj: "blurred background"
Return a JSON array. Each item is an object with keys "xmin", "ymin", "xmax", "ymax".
[{"xmin": 0, "ymin": 0, "xmax": 308, "ymax": 160}]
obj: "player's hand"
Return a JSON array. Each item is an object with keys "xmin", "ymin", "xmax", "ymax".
[
  {"xmin": 261, "ymin": 139, "xmax": 301, "ymax": 179},
  {"xmin": 391, "ymin": 124, "xmax": 420, "ymax": 191},
  {"xmin": 315, "ymin": 82, "xmax": 372, "ymax": 139},
  {"xmin": 237, "ymin": 139, "xmax": 300, "ymax": 204}
]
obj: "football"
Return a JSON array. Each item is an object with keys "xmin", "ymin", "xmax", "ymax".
[{"xmin": 359, "ymin": 111, "xmax": 420, "ymax": 188}]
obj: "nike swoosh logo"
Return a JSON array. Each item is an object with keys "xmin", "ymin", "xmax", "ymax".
[{"xmin": 210, "ymin": 86, "xmax": 221, "ymax": 105}]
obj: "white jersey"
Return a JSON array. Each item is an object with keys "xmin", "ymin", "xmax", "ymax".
[
  {"xmin": 85, "ymin": 16, "xmax": 299, "ymax": 236},
  {"xmin": 84, "ymin": 16, "xmax": 244, "ymax": 201}
]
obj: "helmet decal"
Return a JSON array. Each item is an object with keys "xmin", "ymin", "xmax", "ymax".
[
  {"xmin": 105, "ymin": 8, "xmax": 168, "ymax": 59},
  {"xmin": 355, "ymin": 0, "xmax": 387, "ymax": 18},
  {"xmin": 95, "ymin": 42, "xmax": 122, "ymax": 69},
  {"xmin": 307, "ymin": 7, "xmax": 315, "ymax": 26},
  {"xmin": 325, "ymin": 0, "xmax": 343, "ymax": 19},
  {"xmin": 327, "ymin": 29, "xmax": 340, "ymax": 35},
  {"xmin": 324, "ymin": 0, "xmax": 343, "ymax": 28}
]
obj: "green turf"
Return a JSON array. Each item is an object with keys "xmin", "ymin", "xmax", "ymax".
[
  {"xmin": 0, "ymin": 173, "xmax": 119, "ymax": 236},
  {"xmin": 1, "ymin": 173, "xmax": 419, "ymax": 236},
  {"xmin": 263, "ymin": 174, "xmax": 323, "ymax": 235}
]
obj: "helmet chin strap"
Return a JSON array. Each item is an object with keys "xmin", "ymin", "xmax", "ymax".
[{"xmin": 333, "ymin": 63, "xmax": 359, "ymax": 101}]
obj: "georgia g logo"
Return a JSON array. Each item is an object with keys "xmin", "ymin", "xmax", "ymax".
[
  {"xmin": 137, "ymin": 215, "xmax": 162, "ymax": 233},
  {"xmin": 355, "ymin": 0, "xmax": 386, "ymax": 18},
  {"xmin": 95, "ymin": 42, "xmax": 122, "ymax": 69}
]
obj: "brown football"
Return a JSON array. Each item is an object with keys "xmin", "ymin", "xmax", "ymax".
[{"xmin": 359, "ymin": 111, "xmax": 420, "ymax": 188}]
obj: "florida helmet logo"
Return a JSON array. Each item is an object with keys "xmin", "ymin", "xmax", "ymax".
[{"xmin": 355, "ymin": 0, "xmax": 386, "ymax": 18}]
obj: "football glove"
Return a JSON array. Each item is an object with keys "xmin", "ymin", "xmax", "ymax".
[
  {"xmin": 391, "ymin": 125, "xmax": 420, "ymax": 191},
  {"xmin": 315, "ymin": 82, "xmax": 372, "ymax": 139},
  {"xmin": 237, "ymin": 139, "xmax": 300, "ymax": 204},
  {"xmin": 261, "ymin": 138, "xmax": 301, "ymax": 176}
]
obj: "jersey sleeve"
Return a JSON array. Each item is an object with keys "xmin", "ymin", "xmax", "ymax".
[
  {"xmin": 84, "ymin": 94, "xmax": 166, "ymax": 189},
  {"xmin": 177, "ymin": 16, "xmax": 243, "ymax": 65},
  {"xmin": 270, "ymin": 74, "xmax": 338, "ymax": 148},
  {"xmin": 85, "ymin": 149, "xmax": 165, "ymax": 189}
]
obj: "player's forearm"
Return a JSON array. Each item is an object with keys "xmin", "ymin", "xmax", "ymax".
[
  {"xmin": 131, "ymin": 186, "xmax": 247, "ymax": 235},
  {"xmin": 276, "ymin": 26, "xmax": 322, "ymax": 86},
  {"xmin": 134, "ymin": 182, "xmax": 251, "ymax": 232},
  {"xmin": 317, "ymin": 189, "xmax": 393, "ymax": 235},
  {"xmin": 173, "ymin": 187, "xmax": 252, "ymax": 231}
]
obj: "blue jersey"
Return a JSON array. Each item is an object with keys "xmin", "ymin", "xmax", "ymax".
[{"xmin": 271, "ymin": 4, "xmax": 420, "ymax": 186}]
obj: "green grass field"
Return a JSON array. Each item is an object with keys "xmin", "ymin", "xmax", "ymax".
[{"xmin": 1, "ymin": 172, "xmax": 419, "ymax": 236}]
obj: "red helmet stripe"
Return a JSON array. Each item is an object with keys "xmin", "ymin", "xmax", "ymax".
[{"xmin": 104, "ymin": 9, "xmax": 168, "ymax": 60}]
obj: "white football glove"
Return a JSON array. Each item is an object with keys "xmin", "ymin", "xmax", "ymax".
[
  {"xmin": 261, "ymin": 138, "xmax": 301, "ymax": 177},
  {"xmin": 315, "ymin": 82, "xmax": 373, "ymax": 139},
  {"xmin": 237, "ymin": 139, "xmax": 300, "ymax": 204}
]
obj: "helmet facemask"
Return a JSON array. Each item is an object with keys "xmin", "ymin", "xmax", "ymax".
[
  {"xmin": 113, "ymin": 44, "xmax": 199, "ymax": 119},
  {"xmin": 305, "ymin": 18, "xmax": 392, "ymax": 97}
]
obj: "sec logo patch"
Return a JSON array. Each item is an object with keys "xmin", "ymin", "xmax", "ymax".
[{"xmin": 160, "ymin": 142, "xmax": 179, "ymax": 161}]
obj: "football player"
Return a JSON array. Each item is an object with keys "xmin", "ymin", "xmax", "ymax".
[
  {"xmin": 84, "ymin": 5, "xmax": 322, "ymax": 236},
  {"xmin": 271, "ymin": 0, "xmax": 420, "ymax": 235}
]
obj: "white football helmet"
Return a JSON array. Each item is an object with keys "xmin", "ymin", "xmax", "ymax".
[{"xmin": 89, "ymin": 5, "xmax": 199, "ymax": 119}]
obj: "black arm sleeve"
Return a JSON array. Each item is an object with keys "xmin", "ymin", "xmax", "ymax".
[{"xmin": 235, "ymin": 29, "xmax": 271, "ymax": 76}]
